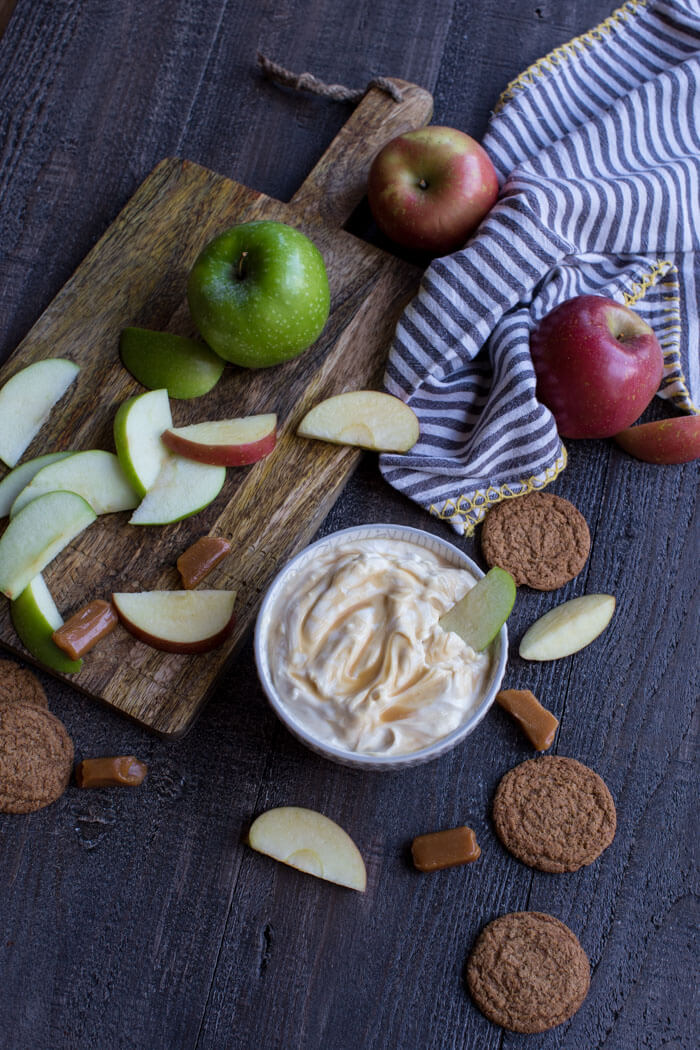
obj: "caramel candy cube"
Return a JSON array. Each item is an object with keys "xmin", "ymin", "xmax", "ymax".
[
  {"xmin": 496, "ymin": 688, "xmax": 558, "ymax": 750},
  {"xmin": 52, "ymin": 599, "xmax": 117, "ymax": 660},
  {"xmin": 177, "ymin": 535, "xmax": 231, "ymax": 589},
  {"xmin": 411, "ymin": 825, "xmax": 481, "ymax": 872},
  {"xmin": 75, "ymin": 756, "xmax": 147, "ymax": 788}
]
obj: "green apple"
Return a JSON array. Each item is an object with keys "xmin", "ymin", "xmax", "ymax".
[
  {"xmin": 129, "ymin": 454, "xmax": 225, "ymax": 525},
  {"xmin": 0, "ymin": 359, "xmax": 80, "ymax": 467},
  {"xmin": 0, "ymin": 452, "xmax": 73, "ymax": 517},
  {"xmin": 247, "ymin": 807, "xmax": 367, "ymax": 891},
  {"xmin": 10, "ymin": 574, "xmax": 83, "ymax": 674},
  {"xmin": 187, "ymin": 221, "xmax": 331, "ymax": 368},
  {"xmin": 10, "ymin": 450, "xmax": 139, "ymax": 517},
  {"xmin": 119, "ymin": 329, "xmax": 224, "ymax": 399},
  {"xmin": 113, "ymin": 389, "xmax": 172, "ymax": 496},
  {"xmin": 0, "ymin": 490, "xmax": 96, "ymax": 599},
  {"xmin": 439, "ymin": 566, "xmax": 516, "ymax": 651}
]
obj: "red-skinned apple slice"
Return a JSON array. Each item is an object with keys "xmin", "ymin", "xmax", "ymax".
[
  {"xmin": 112, "ymin": 589, "xmax": 237, "ymax": 653},
  {"xmin": 161, "ymin": 414, "xmax": 277, "ymax": 466},
  {"xmin": 614, "ymin": 416, "xmax": 700, "ymax": 464},
  {"xmin": 297, "ymin": 391, "xmax": 419, "ymax": 452}
]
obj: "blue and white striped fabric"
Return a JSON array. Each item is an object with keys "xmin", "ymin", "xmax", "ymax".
[{"xmin": 380, "ymin": 0, "xmax": 700, "ymax": 535}]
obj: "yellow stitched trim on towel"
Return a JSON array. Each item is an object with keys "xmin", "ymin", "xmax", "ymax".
[
  {"xmin": 429, "ymin": 445, "xmax": 568, "ymax": 536},
  {"xmin": 494, "ymin": 0, "xmax": 648, "ymax": 113},
  {"xmin": 627, "ymin": 261, "xmax": 700, "ymax": 415}
]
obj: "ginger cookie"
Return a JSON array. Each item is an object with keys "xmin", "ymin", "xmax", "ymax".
[
  {"xmin": 492, "ymin": 755, "xmax": 616, "ymax": 873},
  {"xmin": 481, "ymin": 492, "xmax": 590, "ymax": 590},
  {"xmin": 466, "ymin": 911, "xmax": 590, "ymax": 1032},
  {"xmin": 0, "ymin": 658, "xmax": 48, "ymax": 711},
  {"xmin": 0, "ymin": 702, "xmax": 73, "ymax": 813}
]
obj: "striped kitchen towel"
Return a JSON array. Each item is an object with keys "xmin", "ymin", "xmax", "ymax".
[{"xmin": 380, "ymin": 0, "xmax": 700, "ymax": 535}]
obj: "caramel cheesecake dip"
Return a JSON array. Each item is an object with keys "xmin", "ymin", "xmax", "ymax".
[{"xmin": 264, "ymin": 535, "xmax": 493, "ymax": 757}]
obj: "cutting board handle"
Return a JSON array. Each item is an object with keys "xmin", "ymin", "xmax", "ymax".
[{"xmin": 290, "ymin": 78, "xmax": 433, "ymax": 229}]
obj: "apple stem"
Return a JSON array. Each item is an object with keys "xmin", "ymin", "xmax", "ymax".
[
  {"xmin": 236, "ymin": 251, "xmax": 248, "ymax": 281},
  {"xmin": 418, "ymin": 178, "xmax": 428, "ymax": 191}
]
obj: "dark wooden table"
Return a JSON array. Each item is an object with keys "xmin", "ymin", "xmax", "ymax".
[{"xmin": 1, "ymin": 2, "xmax": 697, "ymax": 1048}]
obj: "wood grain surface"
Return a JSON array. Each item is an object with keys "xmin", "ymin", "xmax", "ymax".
[
  {"xmin": 0, "ymin": 2, "xmax": 697, "ymax": 1050},
  {"xmin": 0, "ymin": 79, "xmax": 432, "ymax": 735}
]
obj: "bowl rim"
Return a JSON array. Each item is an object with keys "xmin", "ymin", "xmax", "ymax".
[{"xmin": 253, "ymin": 523, "xmax": 508, "ymax": 770}]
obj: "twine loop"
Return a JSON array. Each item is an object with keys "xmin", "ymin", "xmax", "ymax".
[{"xmin": 257, "ymin": 53, "xmax": 404, "ymax": 104}]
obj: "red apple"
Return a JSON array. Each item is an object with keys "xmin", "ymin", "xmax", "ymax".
[
  {"xmin": 367, "ymin": 126, "xmax": 499, "ymax": 255},
  {"xmin": 614, "ymin": 416, "xmax": 700, "ymax": 463},
  {"xmin": 530, "ymin": 295, "xmax": 664, "ymax": 439},
  {"xmin": 162, "ymin": 414, "xmax": 276, "ymax": 466},
  {"xmin": 112, "ymin": 589, "xmax": 237, "ymax": 653}
]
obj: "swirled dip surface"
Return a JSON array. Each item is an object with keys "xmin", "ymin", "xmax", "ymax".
[{"xmin": 269, "ymin": 538, "xmax": 491, "ymax": 756}]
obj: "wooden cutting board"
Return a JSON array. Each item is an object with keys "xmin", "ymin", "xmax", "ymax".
[{"xmin": 0, "ymin": 79, "xmax": 433, "ymax": 736}]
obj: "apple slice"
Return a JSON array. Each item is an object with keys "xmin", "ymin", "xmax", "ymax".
[
  {"xmin": 297, "ymin": 391, "xmax": 419, "ymax": 452},
  {"xmin": 0, "ymin": 490, "xmax": 96, "ymax": 600},
  {"xmin": 162, "ymin": 414, "xmax": 277, "ymax": 466},
  {"xmin": 0, "ymin": 452, "xmax": 73, "ymax": 517},
  {"xmin": 247, "ymin": 806, "xmax": 367, "ymax": 892},
  {"xmin": 519, "ymin": 594, "xmax": 616, "ymax": 661},
  {"xmin": 10, "ymin": 450, "xmax": 139, "ymax": 517},
  {"xmin": 10, "ymin": 574, "xmax": 83, "ymax": 674},
  {"xmin": 614, "ymin": 416, "xmax": 700, "ymax": 464},
  {"xmin": 439, "ymin": 566, "xmax": 516, "ymax": 651},
  {"xmin": 129, "ymin": 455, "xmax": 225, "ymax": 525},
  {"xmin": 113, "ymin": 388, "xmax": 172, "ymax": 496},
  {"xmin": 112, "ymin": 589, "xmax": 237, "ymax": 653},
  {"xmin": 119, "ymin": 328, "xmax": 224, "ymax": 399},
  {"xmin": 0, "ymin": 359, "xmax": 80, "ymax": 467}
]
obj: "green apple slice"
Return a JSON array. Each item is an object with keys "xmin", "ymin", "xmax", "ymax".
[
  {"xmin": 297, "ymin": 391, "xmax": 419, "ymax": 452},
  {"xmin": 10, "ymin": 450, "xmax": 139, "ymax": 517},
  {"xmin": 0, "ymin": 452, "xmax": 74, "ymax": 517},
  {"xmin": 247, "ymin": 807, "xmax": 367, "ymax": 891},
  {"xmin": 0, "ymin": 359, "xmax": 80, "ymax": 467},
  {"xmin": 129, "ymin": 455, "xmax": 225, "ymax": 525},
  {"xmin": 0, "ymin": 490, "xmax": 96, "ymax": 599},
  {"xmin": 519, "ymin": 594, "xmax": 616, "ymax": 661},
  {"xmin": 113, "ymin": 388, "xmax": 172, "ymax": 497},
  {"xmin": 11, "ymin": 574, "xmax": 82, "ymax": 673},
  {"xmin": 112, "ymin": 589, "xmax": 237, "ymax": 653},
  {"xmin": 439, "ymin": 566, "xmax": 516, "ymax": 651},
  {"xmin": 119, "ymin": 328, "xmax": 224, "ymax": 399}
]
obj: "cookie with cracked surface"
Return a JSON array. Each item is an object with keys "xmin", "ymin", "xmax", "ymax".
[
  {"xmin": 0, "ymin": 702, "xmax": 73, "ymax": 813},
  {"xmin": 481, "ymin": 491, "xmax": 590, "ymax": 590},
  {"xmin": 0, "ymin": 658, "xmax": 47, "ymax": 711},
  {"xmin": 492, "ymin": 755, "xmax": 616, "ymax": 873},
  {"xmin": 466, "ymin": 911, "xmax": 590, "ymax": 1032}
]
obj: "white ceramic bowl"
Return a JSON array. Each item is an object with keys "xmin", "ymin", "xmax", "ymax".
[{"xmin": 254, "ymin": 523, "xmax": 508, "ymax": 771}]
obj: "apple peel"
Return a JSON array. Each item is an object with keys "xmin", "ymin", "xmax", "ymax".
[
  {"xmin": 298, "ymin": 391, "xmax": 419, "ymax": 452},
  {"xmin": 519, "ymin": 594, "xmax": 615, "ymax": 661},
  {"xmin": 247, "ymin": 806, "xmax": 367, "ymax": 892}
]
